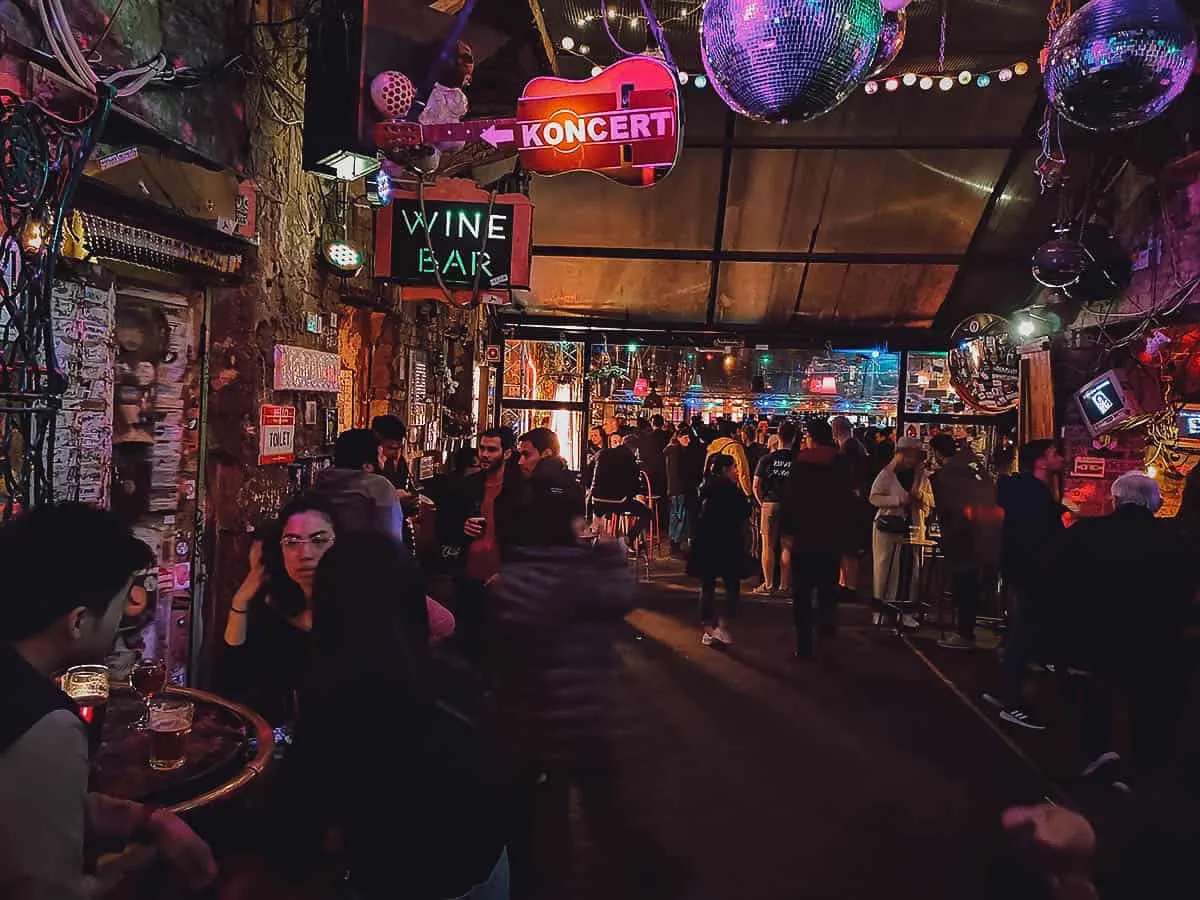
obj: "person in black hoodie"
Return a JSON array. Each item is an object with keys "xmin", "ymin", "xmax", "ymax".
[
  {"xmin": 986, "ymin": 439, "xmax": 1066, "ymax": 732},
  {"xmin": 663, "ymin": 426, "xmax": 699, "ymax": 557},
  {"xmin": 781, "ymin": 418, "xmax": 857, "ymax": 660},
  {"xmin": 590, "ymin": 432, "xmax": 652, "ymax": 550},
  {"xmin": 688, "ymin": 453, "xmax": 752, "ymax": 647}
]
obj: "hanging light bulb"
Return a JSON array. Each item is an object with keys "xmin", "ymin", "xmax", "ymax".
[
  {"xmin": 938, "ymin": 76, "xmax": 954, "ymax": 91},
  {"xmin": 577, "ymin": 17, "xmax": 587, "ymax": 27},
  {"xmin": 884, "ymin": 77, "xmax": 900, "ymax": 91},
  {"xmin": 976, "ymin": 73, "xmax": 991, "ymax": 87},
  {"xmin": 902, "ymin": 72, "xmax": 917, "ymax": 86},
  {"xmin": 998, "ymin": 67, "xmax": 1013, "ymax": 82},
  {"xmin": 864, "ymin": 80, "xmax": 879, "ymax": 94},
  {"xmin": 678, "ymin": 70, "xmax": 690, "ymax": 84},
  {"xmin": 694, "ymin": 74, "xmax": 708, "ymax": 88},
  {"xmin": 560, "ymin": 36, "xmax": 575, "ymax": 51},
  {"xmin": 1013, "ymin": 61, "xmax": 1029, "ymax": 76},
  {"xmin": 578, "ymin": 43, "xmax": 590, "ymax": 55},
  {"xmin": 919, "ymin": 76, "xmax": 934, "ymax": 90},
  {"xmin": 958, "ymin": 70, "xmax": 972, "ymax": 84},
  {"xmin": 590, "ymin": 64, "xmax": 603, "ymax": 76},
  {"xmin": 606, "ymin": 7, "xmax": 617, "ymax": 19}
]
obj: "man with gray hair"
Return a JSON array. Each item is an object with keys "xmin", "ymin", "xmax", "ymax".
[{"xmin": 1040, "ymin": 469, "xmax": 1194, "ymax": 782}]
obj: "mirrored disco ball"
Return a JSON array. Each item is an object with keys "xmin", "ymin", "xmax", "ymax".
[
  {"xmin": 1044, "ymin": 0, "xmax": 1197, "ymax": 132},
  {"xmin": 868, "ymin": 10, "xmax": 907, "ymax": 78},
  {"xmin": 701, "ymin": 0, "xmax": 882, "ymax": 123}
]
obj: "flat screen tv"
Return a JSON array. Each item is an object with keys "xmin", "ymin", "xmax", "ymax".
[{"xmin": 1074, "ymin": 369, "xmax": 1135, "ymax": 435}]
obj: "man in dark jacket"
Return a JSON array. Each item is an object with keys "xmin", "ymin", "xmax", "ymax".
[
  {"xmin": 590, "ymin": 433, "xmax": 651, "ymax": 550},
  {"xmin": 663, "ymin": 427, "xmax": 698, "ymax": 557},
  {"xmin": 781, "ymin": 419, "xmax": 858, "ymax": 660},
  {"xmin": 1042, "ymin": 472, "xmax": 1194, "ymax": 777},
  {"xmin": 985, "ymin": 438, "xmax": 1066, "ymax": 731},
  {"xmin": 928, "ymin": 433, "xmax": 1001, "ymax": 650},
  {"xmin": 315, "ymin": 429, "xmax": 407, "ymax": 547}
]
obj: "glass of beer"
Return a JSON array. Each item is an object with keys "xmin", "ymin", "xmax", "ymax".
[
  {"xmin": 147, "ymin": 697, "xmax": 193, "ymax": 771},
  {"xmin": 62, "ymin": 664, "xmax": 110, "ymax": 751},
  {"xmin": 130, "ymin": 656, "xmax": 167, "ymax": 730}
]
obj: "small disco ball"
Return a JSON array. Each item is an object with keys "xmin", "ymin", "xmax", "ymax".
[
  {"xmin": 868, "ymin": 10, "xmax": 907, "ymax": 79},
  {"xmin": 1032, "ymin": 236, "xmax": 1090, "ymax": 288},
  {"xmin": 1044, "ymin": 0, "xmax": 1197, "ymax": 132},
  {"xmin": 701, "ymin": 0, "xmax": 882, "ymax": 123},
  {"xmin": 370, "ymin": 71, "xmax": 415, "ymax": 120}
]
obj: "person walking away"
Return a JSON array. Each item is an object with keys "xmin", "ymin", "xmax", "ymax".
[
  {"xmin": 489, "ymin": 458, "xmax": 676, "ymax": 898},
  {"xmin": 782, "ymin": 419, "xmax": 857, "ymax": 660},
  {"xmin": 689, "ymin": 454, "xmax": 752, "ymax": 647},
  {"xmin": 705, "ymin": 419, "xmax": 752, "ymax": 497},
  {"xmin": 1040, "ymin": 473, "xmax": 1195, "ymax": 780},
  {"xmin": 664, "ymin": 426, "xmax": 697, "ymax": 557},
  {"xmin": 589, "ymin": 433, "xmax": 652, "ymax": 552},
  {"xmin": 926, "ymin": 434, "xmax": 1001, "ymax": 650},
  {"xmin": 636, "ymin": 416, "xmax": 670, "ymax": 542},
  {"xmin": 438, "ymin": 427, "xmax": 515, "ymax": 665},
  {"xmin": 315, "ymin": 428, "xmax": 407, "ymax": 548},
  {"xmin": 753, "ymin": 420, "xmax": 797, "ymax": 595},
  {"xmin": 869, "ymin": 436, "xmax": 929, "ymax": 629},
  {"xmin": 0, "ymin": 504, "xmax": 215, "ymax": 899},
  {"xmin": 985, "ymin": 439, "xmax": 1066, "ymax": 731},
  {"xmin": 831, "ymin": 416, "xmax": 873, "ymax": 595},
  {"xmin": 292, "ymin": 536, "xmax": 509, "ymax": 900},
  {"xmin": 742, "ymin": 425, "xmax": 767, "ymax": 481}
]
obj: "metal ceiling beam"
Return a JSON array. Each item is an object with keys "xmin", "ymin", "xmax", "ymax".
[
  {"xmin": 703, "ymin": 110, "xmax": 737, "ymax": 327},
  {"xmin": 684, "ymin": 136, "xmax": 1037, "ymax": 151},
  {"xmin": 931, "ymin": 94, "xmax": 1046, "ymax": 333},
  {"xmin": 532, "ymin": 245, "xmax": 1009, "ymax": 265}
]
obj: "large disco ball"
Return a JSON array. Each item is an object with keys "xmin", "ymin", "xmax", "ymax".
[
  {"xmin": 1032, "ymin": 236, "xmax": 1090, "ymax": 288},
  {"xmin": 868, "ymin": 10, "xmax": 907, "ymax": 78},
  {"xmin": 1044, "ymin": 0, "xmax": 1197, "ymax": 132},
  {"xmin": 701, "ymin": 0, "xmax": 882, "ymax": 123}
]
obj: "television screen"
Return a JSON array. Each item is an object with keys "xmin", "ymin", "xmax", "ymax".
[{"xmin": 1079, "ymin": 377, "xmax": 1124, "ymax": 426}]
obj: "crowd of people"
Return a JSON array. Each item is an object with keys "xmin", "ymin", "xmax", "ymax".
[{"xmin": 5, "ymin": 410, "xmax": 1200, "ymax": 900}]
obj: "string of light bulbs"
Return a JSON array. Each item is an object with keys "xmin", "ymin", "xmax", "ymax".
[
  {"xmin": 862, "ymin": 59, "xmax": 1033, "ymax": 95},
  {"xmin": 557, "ymin": 34, "xmax": 708, "ymax": 86}
]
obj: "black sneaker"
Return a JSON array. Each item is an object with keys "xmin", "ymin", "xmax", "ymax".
[{"xmin": 999, "ymin": 706, "xmax": 1047, "ymax": 731}]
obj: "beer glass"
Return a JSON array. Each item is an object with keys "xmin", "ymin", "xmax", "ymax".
[
  {"xmin": 130, "ymin": 656, "xmax": 167, "ymax": 730},
  {"xmin": 147, "ymin": 697, "xmax": 193, "ymax": 771},
  {"xmin": 62, "ymin": 664, "xmax": 110, "ymax": 751}
]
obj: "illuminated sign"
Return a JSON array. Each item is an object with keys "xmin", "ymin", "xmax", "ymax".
[
  {"xmin": 1177, "ymin": 405, "xmax": 1200, "ymax": 446},
  {"xmin": 375, "ymin": 179, "xmax": 532, "ymax": 294},
  {"xmin": 274, "ymin": 344, "xmax": 340, "ymax": 393},
  {"xmin": 810, "ymin": 376, "xmax": 839, "ymax": 395},
  {"xmin": 633, "ymin": 378, "xmax": 649, "ymax": 398},
  {"xmin": 515, "ymin": 57, "xmax": 681, "ymax": 186},
  {"xmin": 374, "ymin": 57, "xmax": 682, "ymax": 188},
  {"xmin": 387, "ymin": 199, "xmax": 517, "ymax": 289}
]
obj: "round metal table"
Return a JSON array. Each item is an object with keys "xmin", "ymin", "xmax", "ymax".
[{"xmin": 92, "ymin": 685, "xmax": 274, "ymax": 814}]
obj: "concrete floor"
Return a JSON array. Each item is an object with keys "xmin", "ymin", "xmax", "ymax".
[{"xmin": 530, "ymin": 578, "xmax": 1053, "ymax": 900}]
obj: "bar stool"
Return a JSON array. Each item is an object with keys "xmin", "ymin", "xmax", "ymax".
[{"xmin": 589, "ymin": 497, "xmax": 650, "ymax": 581}]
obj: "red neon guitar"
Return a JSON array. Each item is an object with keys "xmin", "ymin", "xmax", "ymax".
[{"xmin": 373, "ymin": 56, "xmax": 683, "ymax": 187}]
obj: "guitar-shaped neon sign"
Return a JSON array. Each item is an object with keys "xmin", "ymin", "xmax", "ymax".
[{"xmin": 374, "ymin": 56, "xmax": 682, "ymax": 187}]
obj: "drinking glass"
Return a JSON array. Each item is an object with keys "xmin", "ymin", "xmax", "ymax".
[
  {"xmin": 62, "ymin": 664, "xmax": 110, "ymax": 751},
  {"xmin": 147, "ymin": 697, "xmax": 194, "ymax": 771},
  {"xmin": 130, "ymin": 656, "xmax": 167, "ymax": 730}
]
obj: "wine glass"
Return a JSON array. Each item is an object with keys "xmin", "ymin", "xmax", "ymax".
[{"xmin": 130, "ymin": 656, "xmax": 167, "ymax": 730}]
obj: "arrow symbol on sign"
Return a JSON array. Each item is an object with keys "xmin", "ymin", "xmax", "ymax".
[{"xmin": 481, "ymin": 124, "xmax": 516, "ymax": 148}]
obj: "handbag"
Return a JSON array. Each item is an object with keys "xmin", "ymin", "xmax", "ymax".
[{"xmin": 875, "ymin": 514, "xmax": 909, "ymax": 535}]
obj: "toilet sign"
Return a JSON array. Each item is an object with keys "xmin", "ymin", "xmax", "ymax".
[{"xmin": 259, "ymin": 404, "xmax": 296, "ymax": 465}]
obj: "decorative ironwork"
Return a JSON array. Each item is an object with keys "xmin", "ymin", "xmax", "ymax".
[{"xmin": 0, "ymin": 86, "xmax": 114, "ymax": 513}]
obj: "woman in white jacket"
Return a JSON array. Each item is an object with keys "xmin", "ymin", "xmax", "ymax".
[{"xmin": 869, "ymin": 437, "xmax": 930, "ymax": 618}]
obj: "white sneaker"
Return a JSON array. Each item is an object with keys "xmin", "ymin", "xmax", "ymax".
[
  {"xmin": 901, "ymin": 614, "xmax": 920, "ymax": 630},
  {"xmin": 710, "ymin": 626, "xmax": 734, "ymax": 646}
]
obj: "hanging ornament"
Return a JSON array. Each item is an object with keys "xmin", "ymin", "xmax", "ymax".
[
  {"xmin": 1044, "ymin": 0, "xmax": 1197, "ymax": 132},
  {"xmin": 700, "ymin": 0, "xmax": 882, "ymax": 123},
  {"xmin": 867, "ymin": 10, "xmax": 907, "ymax": 78},
  {"xmin": 1032, "ymin": 231, "xmax": 1089, "ymax": 289}
]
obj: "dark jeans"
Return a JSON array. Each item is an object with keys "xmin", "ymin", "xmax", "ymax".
[
  {"xmin": 700, "ymin": 575, "xmax": 740, "ymax": 626},
  {"xmin": 593, "ymin": 498, "xmax": 652, "ymax": 543},
  {"xmin": 952, "ymin": 567, "xmax": 980, "ymax": 641},
  {"xmin": 1000, "ymin": 588, "xmax": 1042, "ymax": 706},
  {"xmin": 1082, "ymin": 654, "xmax": 1187, "ymax": 775},
  {"xmin": 455, "ymin": 578, "xmax": 488, "ymax": 666},
  {"xmin": 792, "ymin": 551, "xmax": 840, "ymax": 655}
]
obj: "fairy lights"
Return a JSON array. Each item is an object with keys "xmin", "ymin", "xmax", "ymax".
[
  {"xmin": 863, "ymin": 59, "xmax": 1033, "ymax": 96},
  {"xmin": 557, "ymin": 4, "xmax": 707, "ymax": 88}
]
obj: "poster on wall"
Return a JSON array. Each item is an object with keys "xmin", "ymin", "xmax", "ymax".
[{"xmin": 947, "ymin": 314, "xmax": 1020, "ymax": 413}]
